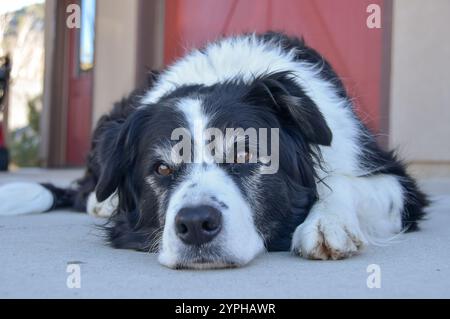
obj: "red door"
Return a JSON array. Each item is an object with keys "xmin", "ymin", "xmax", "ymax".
[
  {"xmin": 65, "ymin": 0, "xmax": 95, "ymax": 166},
  {"xmin": 164, "ymin": 0, "xmax": 388, "ymax": 132}
]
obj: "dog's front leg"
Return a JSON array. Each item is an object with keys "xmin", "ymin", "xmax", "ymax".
[
  {"xmin": 87, "ymin": 192, "xmax": 118, "ymax": 218},
  {"xmin": 291, "ymin": 175, "xmax": 368, "ymax": 260}
]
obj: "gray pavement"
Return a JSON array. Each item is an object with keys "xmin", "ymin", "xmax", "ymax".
[{"xmin": 0, "ymin": 169, "xmax": 449, "ymax": 298}]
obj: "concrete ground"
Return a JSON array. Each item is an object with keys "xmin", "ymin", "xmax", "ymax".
[{"xmin": 0, "ymin": 168, "xmax": 449, "ymax": 298}]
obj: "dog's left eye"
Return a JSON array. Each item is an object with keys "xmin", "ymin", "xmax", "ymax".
[{"xmin": 155, "ymin": 163, "xmax": 173, "ymax": 176}]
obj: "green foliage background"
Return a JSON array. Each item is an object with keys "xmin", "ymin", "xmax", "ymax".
[{"xmin": 9, "ymin": 96, "xmax": 41, "ymax": 167}]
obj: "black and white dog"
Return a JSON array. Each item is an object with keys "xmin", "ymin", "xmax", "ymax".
[{"xmin": 0, "ymin": 33, "xmax": 428, "ymax": 269}]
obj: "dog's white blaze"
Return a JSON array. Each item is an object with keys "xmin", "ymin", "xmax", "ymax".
[
  {"xmin": 143, "ymin": 34, "xmax": 407, "ymax": 261},
  {"xmin": 175, "ymin": 98, "xmax": 211, "ymax": 164}
]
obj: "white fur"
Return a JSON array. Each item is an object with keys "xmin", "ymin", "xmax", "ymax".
[
  {"xmin": 0, "ymin": 182, "xmax": 54, "ymax": 215},
  {"xmin": 291, "ymin": 174, "xmax": 404, "ymax": 259},
  {"xmin": 87, "ymin": 192, "xmax": 117, "ymax": 218},
  {"xmin": 177, "ymin": 98, "xmax": 209, "ymax": 163},
  {"xmin": 141, "ymin": 34, "xmax": 406, "ymax": 261}
]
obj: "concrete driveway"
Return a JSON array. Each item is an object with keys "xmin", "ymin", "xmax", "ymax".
[{"xmin": 1, "ymin": 169, "xmax": 449, "ymax": 298}]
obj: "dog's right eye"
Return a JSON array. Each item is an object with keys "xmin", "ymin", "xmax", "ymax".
[{"xmin": 155, "ymin": 163, "xmax": 173, "ymax": 176}]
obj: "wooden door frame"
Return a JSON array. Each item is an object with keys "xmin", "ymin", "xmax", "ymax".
[
  {"xmin": 136, "ymin": 0, "xmax": 165, "ymax": 87},
  {"xmin": 378, "ymin": 0, "xmax": 393, "ymax": 149},
  {"xmin": 44, "ymin": 0, "xmax": 96, "ymax": 167},
  {"xmin": 45, "ymin": 0, "xmax": 71, "ymax": 167},
  {"xmin": 65, "ymin": 0, "xmax": 95, "ymax": 166}
]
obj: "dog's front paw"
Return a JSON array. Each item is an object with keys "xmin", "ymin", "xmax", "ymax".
[
  {"xmin": 87, "ymin": 192, "xmax": 117, "ymax": 218},
  {"xmin": 291, "ymin": 214, "xmax": 366, "ymax": 260}
]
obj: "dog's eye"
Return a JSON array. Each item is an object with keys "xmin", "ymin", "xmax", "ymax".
[
  {"xmin": 156, "ymin": 163, "xmax": 173, "ymax": 176},
  {"xmin": 235, "ymin": 151, "xmax": 252, "ymax": 163}
]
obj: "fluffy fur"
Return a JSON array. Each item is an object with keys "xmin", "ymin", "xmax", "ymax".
[{"xmin": 0, "ymin": 32, "xmax": 428, "ymax": 269}]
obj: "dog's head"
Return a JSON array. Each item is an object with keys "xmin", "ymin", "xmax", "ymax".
[{"xmin": 95, "ymin": 72, "xmax": 332, "ymax": 269}]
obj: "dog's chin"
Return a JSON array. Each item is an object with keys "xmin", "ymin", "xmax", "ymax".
[
  {"xmin": 160, "ymin": 255, "xmax": 243, "ymax": 270},
  {"xmin": 174, "ymin": 259, "xmax": 240, "ymax": 270},
  {"xmin": 158, "ymin": 244, "xmax": 244, "ymax": 270}
]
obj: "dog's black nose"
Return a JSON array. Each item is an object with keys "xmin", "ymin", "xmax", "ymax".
[{"xmin": 175, "ymin": 205, "xmax": 222, "ymax": 245}]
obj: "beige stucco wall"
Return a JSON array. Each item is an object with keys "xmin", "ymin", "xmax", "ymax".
[
  {"xmin": 92, "ymin": 0, "xmax": 141, "ymax": 125},
  {"xmin": 390, "ymin": 0, "xmax": 450, "ymax": 177},
  {"xmin": 92, "ymin": 0, "xmax": 164, "ymax": 126},
  {"xmin": 40, "ymin": 0, "xmax": 56, "ymax": 163}
]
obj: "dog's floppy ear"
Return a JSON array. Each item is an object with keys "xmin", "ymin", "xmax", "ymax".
[
  {"xmin": 95, "ymin": 122, "xmax": 125, "ymax": 202},
  {"xmin": 95, "ymin": 108, "xmax": 150, "ymax": 202},
  {"xmin": 244, "ymin": 71, "xmax": 332, "ymax": 146}
]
